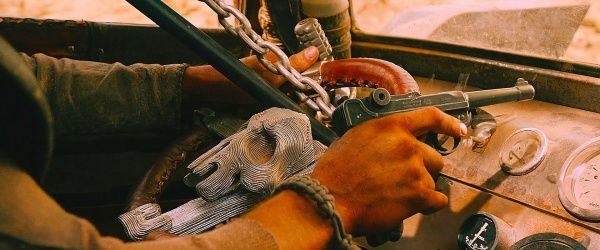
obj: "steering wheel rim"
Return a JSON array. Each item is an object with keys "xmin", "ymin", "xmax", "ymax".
[{"xmin": 125, "ymin": 124, "xmax": 219, "ymax": 211}]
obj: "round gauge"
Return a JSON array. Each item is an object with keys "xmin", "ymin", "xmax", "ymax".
[
  {"xmin": 499, "ymin": 128, "xmax": 548, "ymax": 176},
  {"xmin": 458, "ymin": 213, "xmax": 498, "ymax": 250},
  {"xmin": 510, "ymin": 232, "xmax": 585, "ymax": 250},
  {"xmin": 458, "ymin": 212, "xmax": 515, "ymax": 250},
  {"xmin": 559, "ymin": 137, "xmax": 600, "ymax": 221}
]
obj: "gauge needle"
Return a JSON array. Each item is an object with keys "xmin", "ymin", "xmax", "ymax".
[
  {"xmin": 510, "ymin": 150, "xmax": 525, "ymax": 164},
  {"xmin": 468, "ymin": 222, "xmax": 488, "ymax": 246}
]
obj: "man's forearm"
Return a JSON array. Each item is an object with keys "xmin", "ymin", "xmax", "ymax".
[
  {"xmin": 181, "ymin": 46, "xmax": 319, "ymax": 109},
  {"xmin": 182, "ymin": 64, "xmax": 258, "ymax": 107},
  {"xmin": 21, "ymin": 53, "xmax": 186, "ymax": 135},
  {"xmin": 0, "ymin": 159, "xmax": 280, "ymax": 250},
  {"xmin": 244, "ymin": 190, "xmax": 335, "ymax": 249}
]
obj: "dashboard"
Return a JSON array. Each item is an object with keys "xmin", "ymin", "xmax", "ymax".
[{"xmin": 374, "ymin": 77, "xmax": 600, "ymax": 249}]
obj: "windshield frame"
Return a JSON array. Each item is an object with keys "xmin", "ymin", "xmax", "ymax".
[{"xmin": 347, "ymin": 0, "xmax": 600, "ymax": 79}]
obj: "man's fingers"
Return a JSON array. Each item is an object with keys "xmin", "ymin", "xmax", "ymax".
[
  {"xmin": 263, "ymin": 46, "xmax": 318, "ymax": 69},
  {"xmin": 417, "ymin": 141, "xmax": 445, "ymax": 175},
  {"xmin": 393, "ymin": 107, "xmax": 467, "ymax": 138},
  {"xmin": 255, "ymin": 46, "xmax": 319, "ymax": 86},
  {"xmin": 419, "ymin": 190, "xmax": 449, "ymax": 215},
  {"xmin": 289, "ymin": 46, "xmax": 319, "ymax": 72},
  {"xmin": 262, "ymin": 50, "xmax": 279, "ymax": 63}
]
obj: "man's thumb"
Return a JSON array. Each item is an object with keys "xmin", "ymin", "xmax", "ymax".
[{"xmin": 289, "ymin": 46, "xmax": 319, "ymax": 72}]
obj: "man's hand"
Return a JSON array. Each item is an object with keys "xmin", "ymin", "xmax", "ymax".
[
  {"xmin": 241, "ymin": 46, "xmax": 319, "ymax": 88},
  {"xmin": 311, "ymin": 107, "xmax": 467, "ymax": 236},
  {"xmin": 245, "ymin": 107, "xmax": 466, "ymax": 249},
  {"xmin": 182, "ymin": 46, "xmax": 319, "ymax": 106}
]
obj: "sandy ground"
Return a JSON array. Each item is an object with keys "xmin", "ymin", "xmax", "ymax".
[
  {"xmin": 1, "ymin": 0, "xmax": 598, "ymax": 65},
  {"xmin": 353, "ymin": 0, "xmax": 600, "ymax": 65},
  {"xmin": 0, "ymin": 0, "xmax": 228, "ymax": 27}
]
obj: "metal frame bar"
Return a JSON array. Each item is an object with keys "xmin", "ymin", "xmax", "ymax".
[{"xmin": 125, "ymin": 0, "xmax": 338, "ymax": 145}]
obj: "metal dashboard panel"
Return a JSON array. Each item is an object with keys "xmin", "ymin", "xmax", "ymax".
[{"xmin": 375, "ymin": 77, "xmax": 600, "ymax": 249}]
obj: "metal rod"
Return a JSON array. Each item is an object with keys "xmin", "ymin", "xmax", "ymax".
[{"xmin": 126, "ymin": 0, "xmax": 338, "ymax": 145}]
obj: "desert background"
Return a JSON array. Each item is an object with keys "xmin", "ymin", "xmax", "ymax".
[{"xmin": 1, "ymin": 0, "xmax": 598, "ymax": 65}]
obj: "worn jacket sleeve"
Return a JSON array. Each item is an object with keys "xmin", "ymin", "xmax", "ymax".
[
  {"xmin": 0, "ymin": 162, "xmax": 279, "ymax": 250},
  {"xmin": 125, "ymin": 219, "xmax": 280, "ymax": 250},
  {"xmin": 20, "ymin": 53, "xmax": 188, "ymax": 135}
]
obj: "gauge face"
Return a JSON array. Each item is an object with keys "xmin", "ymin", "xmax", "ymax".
[
  {"xmin": 458, "ymin": 213, "xmax": 497, "ymax": 250},
  {"xmin": 511, "ymin": 233, "xmax": 585, "ymax": 250},
  {"xmin": 499, "ymin": 128, "xmax": 548, "ymax": 176},
  {"xmin": 572, "ymin": 162, "xmax": 600, "ymax": 210},
  {"xmin": 559, "ymin": 137, "xmax": 600, "ymax": 221}
]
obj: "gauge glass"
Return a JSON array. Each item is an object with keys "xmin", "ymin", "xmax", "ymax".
[
  {"xmin": 499, "ymin": 128, "xmax": 548, "ymax": 175},
  {"xmin": 458, "ymin": 213, "xmax": 498, "ymax": 250},
  {"xmin": 572, "ymin": 161, "xmax": 600, "ymax": 210},
  {"xmin": 559, "ymin": 137, "xmax": 600, "ymax": 221}
]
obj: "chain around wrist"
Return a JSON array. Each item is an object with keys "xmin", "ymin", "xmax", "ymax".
[{"xmin": 275, "ymin": 175, "xmax": 359, "ymax": 250}]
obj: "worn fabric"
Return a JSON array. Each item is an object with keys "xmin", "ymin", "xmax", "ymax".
[
  {"xmin": 20, "ymin": 53, "xmax": 187, "ymax": 135},
  {"xmin": 0, "ymin": 158, "xmax": 278, "ymax": 249},
  {"xmin": 0, "ymin": 55, "xmax": 281, "ymax": 249}
]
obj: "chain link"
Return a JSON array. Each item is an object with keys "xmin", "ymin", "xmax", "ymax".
[{"xmin": 199, "ymin": 0, "xmax": 335, "ymax": 118}]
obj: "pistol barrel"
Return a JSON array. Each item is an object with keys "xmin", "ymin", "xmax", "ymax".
[{"xmin": 466, "ymin": 81, "xmax": 535, "ymax": 108}]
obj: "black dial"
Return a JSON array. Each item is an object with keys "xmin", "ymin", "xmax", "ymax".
[{"xmin": 458, "ymin": 213, "xmax": 498, "ymax": 250}]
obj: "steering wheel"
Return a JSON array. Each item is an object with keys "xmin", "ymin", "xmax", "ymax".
[{"xmin": 122, "ymin": 123, "xmax": 219, "ymax": 240}]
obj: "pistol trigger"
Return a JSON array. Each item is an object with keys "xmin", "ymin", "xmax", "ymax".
[{"xmin": 425, "ymin": 132, "xmax": 462, "ymax": 156}]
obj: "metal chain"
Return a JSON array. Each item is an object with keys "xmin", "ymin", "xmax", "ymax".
[{"xmin": 200, "ymin": 0, "xmax": 335, "ymax": 118}]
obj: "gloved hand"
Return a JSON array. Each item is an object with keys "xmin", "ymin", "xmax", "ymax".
[
  {"xmin": 183, "ymin": 107, "xmax": 327, "ymax": 200},
  {"xmin": 120, "ymin": 108, "xmax": 327, "ymax": 239}
]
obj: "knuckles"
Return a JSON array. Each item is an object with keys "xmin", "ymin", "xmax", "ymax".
[
  {"xmin": 372, "ymin": 106, "xmax": 445, "ymax": 134},
  {"xmin": 394, "ymin": 138, "xmax": 421, "ymax": 160},
  {"xmin": 415, "ymin": 188, "xmax": 432, "ymax": 205}
]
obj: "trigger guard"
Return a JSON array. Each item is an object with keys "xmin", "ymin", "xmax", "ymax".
[{"xmin": 426, "ymin": 133, "xmax": 462, "ymax": 156}]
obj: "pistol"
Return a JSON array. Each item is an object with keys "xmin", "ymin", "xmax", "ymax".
[{"xmin": 331, "ymin": 78, "xmax": 535, "ymax": 155}]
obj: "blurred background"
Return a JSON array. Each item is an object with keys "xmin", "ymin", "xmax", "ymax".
[
  {"xmin": 353, "ymin": 0, "xmax": 600, "ymax": 65},
  {"xmin": 0, "ymin": 0, "xmax": 598, "ymax": 65}
]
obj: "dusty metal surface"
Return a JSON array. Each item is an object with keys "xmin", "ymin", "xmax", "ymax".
[
  {"xmin": 351, "ymin": 34, "xmax": 600, "ymax": 79},
  {"xmin": 0, "ymin": 17, "xmax": 250, "ymax": 65},
  {"xmin": 371, "ymin": 77, "xmax": 600, "ymax": 249},
  {"xmin": 0, "ymin": 17, "xmax": 90, "ymax": 59},
  {"xmin": 373, "ymin": 176, "xmax": 600, "ymax": 249},
  {"xmin": 352, "ymin": 42, "xmax": 600, "ymax": 115}
]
